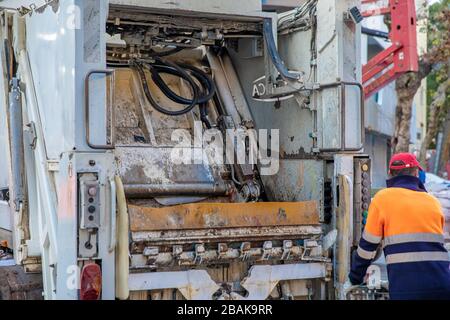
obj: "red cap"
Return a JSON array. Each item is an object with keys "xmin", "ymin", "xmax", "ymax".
[{"xmin": 389, "ymin": 153, "xmax": 423, "ymax": 172}]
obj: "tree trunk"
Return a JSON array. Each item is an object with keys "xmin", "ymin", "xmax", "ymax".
[
  {"xmin": 438, "ymin": 111, "xmax": 450, "ymax": 175},
  {"xmin": 418, "ymin": 77, "xmax": 450, "ymax": 166},
  {"xmin": 393, "ymin": 87, "xmax": 416, "ymax": 153},
  {"xmin": 392, "ymin": 61, "xmax": 432, "ymax": 153}
]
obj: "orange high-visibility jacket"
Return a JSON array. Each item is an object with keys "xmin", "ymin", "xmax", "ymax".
[{"xmin": 349, "ymin": 175, "xmax": 450, "ymax": 300}]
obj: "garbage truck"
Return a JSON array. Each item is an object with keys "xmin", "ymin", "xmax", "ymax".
[{"xmin": 0, "ymin": 0, "xmax": 379, "ymax": 300}]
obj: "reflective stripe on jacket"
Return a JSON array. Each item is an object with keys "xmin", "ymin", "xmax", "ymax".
[{"xmin": 349, "ymin": 175, "xmax": 450, "ymax": 300}]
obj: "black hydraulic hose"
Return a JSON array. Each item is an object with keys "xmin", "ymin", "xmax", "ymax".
[
  {"xmin": 134, "ymin": 59, "xmax": 200, "ymax": 116},
  {"xmin": 361, "ymin": 27, "xmax": 389, "ymax": 39},
  {"xmin": 199, "ymin": 104, "xmax": 212, "ymax": 129},
  {"xmin": 127, "ymin": 40, "xmax": 217, "ymax": 123},
  {"xmin": 135, "ymin": 57, "xmax": 216, "ymax": 123},
  {"xmin": 147, "ymin": 47, "xmax": 184, "ymax": 57},
  {"xmin": 150, "ymin": 64, "xmax": 216, "ymax": 105},
  {"xmin": 4, "ymin": 39, "xmax": 11, "ymax": 82}
]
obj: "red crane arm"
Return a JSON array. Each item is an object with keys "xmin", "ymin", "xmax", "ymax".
[{"xmin": 362, "ymin": 0, "xmax": 418, "ymax": 99}]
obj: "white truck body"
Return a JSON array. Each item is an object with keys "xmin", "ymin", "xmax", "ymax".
[{"xmin": 0, "ymin": 0, "xmax": 370, "ymax": 300}]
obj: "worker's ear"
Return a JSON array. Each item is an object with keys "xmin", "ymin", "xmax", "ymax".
[{"xmin": 414, "ymin": 168, "xmax": 420, "ymax": 177}]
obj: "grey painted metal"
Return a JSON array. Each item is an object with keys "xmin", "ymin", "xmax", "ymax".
[
  {"xmin": 229, "ymin": 48, "xmax": 316, "ymax": 156},
  {"xmin": 8, "ymin": 78, "xmax": 25, "ymax": 211},
  {"xmin": 128, "ymin": 269, "xmax": 220, "ymax": 300},
  {"xmin": 108, "ymin": 178, "xmax": 116, "ymax": 253},
  {"xmin": 115, "ymin": 146, "xmax": 225, "ymax": 189},
  {"xmin": 262, "ymin": 0, "xmax": 303, "ymax": 12},
  {"xmin": 0, "ymin": 201, "xmax": 11, "ymax": 233},
  {"xmin": 0, "ymin": 259, "xmax": 16, "ymax": 267},
  {"xmin": 364, "ymin": 85, "xmax": 396, "ymax": 137},
  {"xmin": 316, "ymin": 0, "xmax": 362, "ymax": 151},
  {"xmin": 109, "ymin": 0, "xmax": 262, "ymax": 17},
  {"xmin": 206, "ymin": 51, "xmax": 242, "ymax": 126},
  {"xmin": 11, "ymin": 0, "xmax": 116, "ymax": 300},
  {"xmin": 56, "ymin": 151, "xmax": 116, "ymax": 299},
  {"xmin": 333, "ymin": 155, "xmax": 355, "ymax": 299},
  {"xmin": 0, "ymin": 50, "xmax": 10, "ymax": 193},
  {"xmin": 318, "ymin": 81, "xmax": 365, "ymax": 152},
  {"xmin": 364, "ymin": 133, "xmax": 390, "ymax": 188},
  {"xmin": 17, "ymin": 46, "xmax": 59, "ymax": 300},
  {"xmin": 22, "ymin": 103, "xmax": 41, "ymax": 258},
  {"xmin": 234, "ymin": 262, "xmax": 328, "ymax": 300},
  {"xmin": 128, "ymin": 262, "xmax": 328, "ymax": 300},
  {"xmin": 220, "ymin": 52, "xmax": 255, "ymax": 127},
  {"xmin": 261, "ymin": 160, "xmax": 323, "ymax": 216},
  {"xmin": 85, "ymin": 69, "xmax": 115, "ymax": 149}
]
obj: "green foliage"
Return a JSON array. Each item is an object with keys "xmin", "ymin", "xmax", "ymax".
[
  {"xmin": 427, "ymin": 0, "xmax": 450, "ymax": 97},
  {"xmin": 426, "ymin": 0, "xmax": 450, "ymax": 139}
]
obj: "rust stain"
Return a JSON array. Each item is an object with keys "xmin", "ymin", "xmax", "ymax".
[
  {"xmin": 57, "ymin": 168, "xmax": 77, "ymax": 219},
  {"xmin": 297, "ymin": 162, "xmax": 304, "ymax": 189},
  {"xmin": 128, "ymin": 201, "xmax": 319, "ymax": 232},
  {"xmin": 277, "ymin": 208, "xmax": 287, "ymax": 221}
]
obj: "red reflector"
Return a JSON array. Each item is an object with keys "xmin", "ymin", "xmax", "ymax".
[{"xmin": 80, "ymin": 263, "xmax": 102, "ymax": 300}]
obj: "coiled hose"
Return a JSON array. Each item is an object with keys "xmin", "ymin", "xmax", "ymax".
[
  {"xmin": 150, "ymin": 63, "xmax": 216, "ymax": 128},
  {"xmin": 133, "ymin": 58, "xmax": 199, "ymax": 116},
  {"xmin": 132, "ymin": 57, "xmax": 216, "ymax": 125}
]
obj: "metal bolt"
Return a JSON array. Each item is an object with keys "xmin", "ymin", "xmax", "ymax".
[
  {"xmin": 240, "ymin": 242, "xmax": 251, "ymax": 261},
  {"xmin": 283, "ymin": 240, "xmax": 293, "ymax": 249},
  {"xmin": 218, "ymin": 243, "xmax": 228, "ymax": 253},
  {"xmin": 89, "ymin": 160, "xmax": 96, "ymax": 166},
  {"xmin": 195, "ymin": 244, "xmax": 205, "ymax": 254},
  {"xmin": 143, "ymin": 246, "xmax": 159, "ymax": 256},
  {"xmin": 240, "ymin": 242, "xmax": 251, "ymax": 252},
  {"xmin": 173, "ymin": 245, "xmax": 183, "ymax": 256},
  {"xmin": 88, "ymin": 187, "xmax": 97, "ymax": 197},
  {"xmin": 263, "ymin": 241, "xmax": 273, "ymax": 250}
]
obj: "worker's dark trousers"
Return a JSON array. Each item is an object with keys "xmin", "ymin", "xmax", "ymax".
[{"xmin": 390, "ymin": 290, "xmax": 450, "ymax": 300}]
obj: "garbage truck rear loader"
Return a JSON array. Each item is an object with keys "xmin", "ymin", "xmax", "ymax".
[{"xmin": 0, "ymin": 0, "xmax": 374, "ymax": 300}]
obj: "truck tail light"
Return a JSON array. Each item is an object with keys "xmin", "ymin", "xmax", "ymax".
[{"xmin": 80, "ymin": 263, "xmax": 102, "ymax": 300}]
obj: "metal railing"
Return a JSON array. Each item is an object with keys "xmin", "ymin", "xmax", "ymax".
[{"xmin": 85, "ymin": 69, "xmax": 116, "ymax": 150}]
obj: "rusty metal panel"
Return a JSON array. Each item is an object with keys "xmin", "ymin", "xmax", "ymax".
[
  {"xmin": 116, "ymin": 147, "xmax": 217, "ymax": 185},
  {"xmin": 262, "ymin": 160, "xmax": 323, "ymax": 201},
  {"xmin": 129, "ymin": 201, "xmax": 319, "ymax": 232},
  {"xmin": 113, "ymin": 68, "xmax": 227, "ymax": 194}
]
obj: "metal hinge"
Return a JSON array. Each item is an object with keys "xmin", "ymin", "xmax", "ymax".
[
  {"xmin": 47, "ymin": 160, "xmax": 60, "ymax": 172},
  {"xmin": 26, "ymin": 122, "xmax": 37, "ymax": 150}
]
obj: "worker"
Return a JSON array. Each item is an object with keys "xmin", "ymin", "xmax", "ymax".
[{"xmin": 347, "ymin": 152, "xmax": 450, "ymax": 300}]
